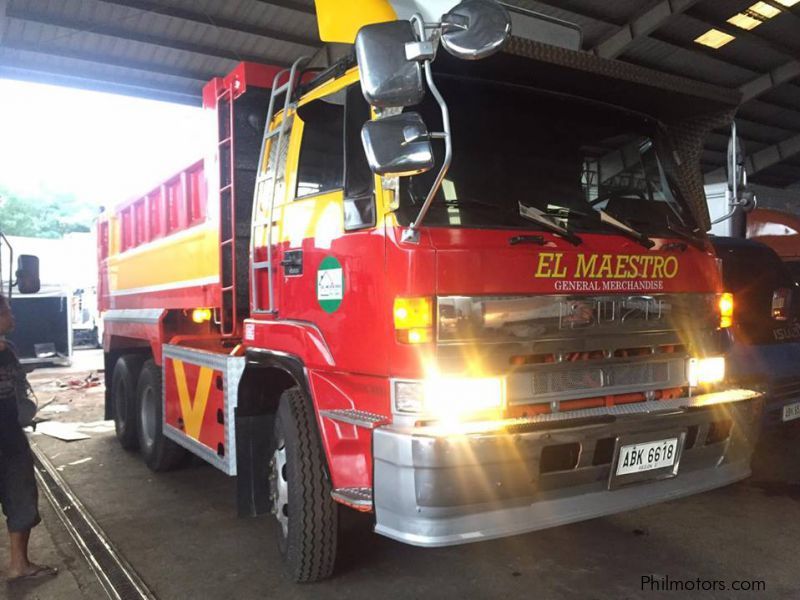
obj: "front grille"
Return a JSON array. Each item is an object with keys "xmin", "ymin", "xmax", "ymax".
[
  {"xmin": 534, "ymin": 367, "xmax": 602, "ymax": 395},
  {"xmin": 611, "ymin": 361, "xmax": 669, "ymax": 387},
  {"xmin": 532, "ymin": 361, "xmax": 670, "ymax": 396}
]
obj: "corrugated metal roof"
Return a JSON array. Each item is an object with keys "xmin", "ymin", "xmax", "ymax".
[{"xmin": 0, "ymin": 0, "xmax": 798, "ymax": 187}]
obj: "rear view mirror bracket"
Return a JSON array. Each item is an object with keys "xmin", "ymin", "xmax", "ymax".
[
  {"xmin": 712, "ymin": 121, "xmax": 757, "ymax": 226},
  {"xmin": 355, "ymin": 1, "xmax": 512, "ymax": 243}
]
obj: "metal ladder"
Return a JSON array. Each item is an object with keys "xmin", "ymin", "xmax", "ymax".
[
  {"xmin": 217, "ymin": 83, "xmax": 239, "ymax": 336},
  {"xmin": 250, "ymin": 56, "xmax": 310, "ymax": 315}
]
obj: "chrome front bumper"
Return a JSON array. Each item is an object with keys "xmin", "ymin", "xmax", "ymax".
[{"xmin": 373, "ymin": 390, "xmax": 762, "ymax": 547}]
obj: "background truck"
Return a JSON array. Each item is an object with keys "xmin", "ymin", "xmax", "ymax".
[
  {"xmin": 98, "ymin": 0, "xmax": 761, "ymax": 583},
  {"xmin": 712, "ymin": 236, "xmax": 800, "ymax": 430},
  {"xmin": 706, "ymin": 182, "xmax": 800, "ymax": 433},
  {"xmin": 744, "ymin": 207, "xmax": 800, "ymax": 282},
  {"xmin": 707, "ymin": 183, "xmax": 800, "ymax": 280},
  {"xmin": 6, "ymin": 284, "xmax": 72, "ymax": 366},
  {"xmin": 0, "ymin": 233, "xmax": 47, "ymax": 362}
]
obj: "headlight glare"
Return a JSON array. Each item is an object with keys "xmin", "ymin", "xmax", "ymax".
[
  {"xmin": 687, "ymin": 356, "xmax": 725, "ymax": 387},
  {"xmin": 718, "ymin": 292, "xmax": 733, "ymax": 328},
  {"xmin": 392, "ymin": 377, "xmax": 505, "ymax": 421}
]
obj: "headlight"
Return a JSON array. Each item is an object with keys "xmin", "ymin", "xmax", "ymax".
[
  {"xmin": 393, "ymin": 377, "xmax": 505, "ymax": 422},
  {"xmin": 687, "ymin": 356, "xmax": 725, "ymax": 387}
]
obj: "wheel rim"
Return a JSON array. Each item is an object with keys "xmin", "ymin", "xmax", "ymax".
[
  {"xmin": 270, "ymin": 437, "xmax": 289, "ymax": 539},
  {"xmin": 140, "ymin": 385, "xmax": 157, "ymax": 452}
]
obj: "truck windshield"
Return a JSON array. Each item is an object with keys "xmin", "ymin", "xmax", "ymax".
[{"xmin": 397, "ymin": 75, "xmax": 696, "ymax": 238}]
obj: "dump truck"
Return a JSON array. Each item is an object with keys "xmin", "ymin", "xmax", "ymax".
[{"xmin": 98, "ymin": 0, "xmax": 762, "ymax": 582}]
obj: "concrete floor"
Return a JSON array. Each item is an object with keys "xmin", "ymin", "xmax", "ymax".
[{"xmin": 15, "ymin": 349, "xmax": 800, "ymax": 599}]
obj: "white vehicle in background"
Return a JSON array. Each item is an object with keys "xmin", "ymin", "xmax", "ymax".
[
  {"xmin": 8, "ymin": 283, "xmax": 73, "ymax": 367},
  {"xmin": 1, "ymin": 231, "xmax": 96, "ymax": 362},
  {"xmin": 72, "ymin": 286, "xmax": 101, "ymax": 348},
  {"xmin": 0, "ymin": 231, "xmax": 50, "ymax": 366}
]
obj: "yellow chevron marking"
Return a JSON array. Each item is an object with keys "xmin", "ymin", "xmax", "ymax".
[{"xmin": 173, "ymin": 360, "xmax": 214, "ymax": 440}]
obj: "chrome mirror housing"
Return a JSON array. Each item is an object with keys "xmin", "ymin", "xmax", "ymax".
[
  {"xmin": 441, "ymin": 0, "xmax": 512, "ymax": 60},
  {"xmin": 712, "ymin": 122, "xmax": 757, "ymax": 227},
  {"xmin": 361, "ymin": 112, "xmax": 435, "ymax": 177},
  {"xmin": 726, "ymin": 130, "xmax": 746, "ymax": 201},
  {"xmin": 355, "ymin": 21, "xmax": 425, "ymax": 108}
]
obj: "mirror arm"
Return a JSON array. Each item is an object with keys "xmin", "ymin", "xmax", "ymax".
[
  {"xmin": 403, "ymin": 15, "xmax": 454, "ymax": 244},
  {"xmin": 710, "ymin": 190, "xmax": 758, "ymax": 225},
  {"xmin": 729, "ymin": 121, "xmax": 739, "ymax": 206}
]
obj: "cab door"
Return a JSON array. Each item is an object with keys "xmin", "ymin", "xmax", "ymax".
[{"xmin": 275, "ymin": 77, "xmax": 387, "ymax": 374}]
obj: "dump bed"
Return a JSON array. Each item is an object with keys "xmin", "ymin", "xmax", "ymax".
[
  {"xmin": 96, "ymin": 159, "xmax": 217, "ymax": 311},
  {"xmin": 97, "ymin": 62, "xmax": 281, "ymax": 316}
]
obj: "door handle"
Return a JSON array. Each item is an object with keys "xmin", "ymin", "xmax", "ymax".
[{"xmin": 281, "ymin": 250, "xmax": 303, "ymax": 275}]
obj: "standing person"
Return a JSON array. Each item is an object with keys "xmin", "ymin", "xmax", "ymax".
[{"xmin": 0, "ymin": 293, "xmax": 57, "ymax": 583}]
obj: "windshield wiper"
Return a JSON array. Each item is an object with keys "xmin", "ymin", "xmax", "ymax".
[
  {"xmin": 544, "ymin": 205, "xmax": 593, "ymax": 219},
  {"xmin": 518, "ymin": 203, "xmax": 583, "ymax": 246},
  {"xmin": 663, "ymin": 216, "xmax": 705, "ymax": 250},
  {"xmin": 597, "ymin": 209, "xmax": 655, "ymax": 249}
]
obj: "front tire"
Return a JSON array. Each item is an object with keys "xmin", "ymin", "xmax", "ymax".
[
  {"xmin": 271, "ymin": 387, "xmax": 338, "ymax": 582},
  {"xmin": 111, "ymin": 354, "xmax": 144, "ymax": 451},
  {"xmin": 136, "ymin": 360, "xmax": 187, "ymax": 472}
]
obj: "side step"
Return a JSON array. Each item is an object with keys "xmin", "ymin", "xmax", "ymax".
[
  {"xmin": 319, "ymin": 408, "xmax": 390, "ymax": 429},
  {"xmin": 332, "ymin": 487, "xmax": 373, "ymax": 512}
]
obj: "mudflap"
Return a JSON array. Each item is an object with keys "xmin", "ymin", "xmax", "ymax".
[{"xmin": 235, "ymin": 411, "xmax": 275, "ymax": 518}]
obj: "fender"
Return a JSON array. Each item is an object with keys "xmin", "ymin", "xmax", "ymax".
[
  {"xmin": 242, "ymin": 319, "xmax": 335, "ymax": 369},
  {"xmin": 235, "ymin": 348, "xmax": 318, "ymax": 517}
]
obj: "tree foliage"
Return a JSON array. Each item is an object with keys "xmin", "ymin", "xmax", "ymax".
[{"xmin": 0, "ymin": 186, "xmax": 95, "ymax": 239}]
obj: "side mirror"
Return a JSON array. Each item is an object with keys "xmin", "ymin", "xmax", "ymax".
[
  {"xmin": 712, "ymin": 123, "xmax": 757, "ymax": 231},
  {"xmin": 361, "ymin": 113, "xmax": 434, "ymax": 177},
  {"xmin": 441, "ymin": 0, "xmax": 512, "ymax": 60},
  {"xmin": 16, "ymin": 255, "xmax": 40, "ymax": 295},
  {"xmin": 726, "ymin": 132, "xmax": 746, "ymax": 199},
  {"xmin": 355, "ymin": 21, "xmax": 425, "ymax": 108}
]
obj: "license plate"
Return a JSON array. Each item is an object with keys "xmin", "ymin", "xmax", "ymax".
[
  {"xmin": 615, "ymin": 438, "xmax": 679, "ymax": 476},
  {"xmin": 782, "ymin": 402, "xmax": 800, "ymax": 422}
]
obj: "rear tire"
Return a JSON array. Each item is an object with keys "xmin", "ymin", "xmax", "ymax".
[
  {"xmin": 136, "ymin": 360, "xmax": 187, "ymax": 472},
  {"xmin": 111, "ymin": 354, "xmax": 144, "ymax": 451},
  {"xmin": 271, "ymin": 387, "xmax": 338, "ymax": 582}
]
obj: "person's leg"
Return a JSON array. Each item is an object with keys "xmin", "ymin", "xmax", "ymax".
[
  {"xmin": 8, "ymin": 529, "xmax": 32, "ymax": 577},
  {"xmin": 2, "ymin": 445, "xmax": 56, "ymax": 581}
]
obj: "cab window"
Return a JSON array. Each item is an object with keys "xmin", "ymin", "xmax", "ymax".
[
  {"xmin": 295, "ymin": 93, "xmax": 344, "ymax": 198},
  {"xmin": 294, "ymin": 84, "xmax": 375, "ymax": 230}
]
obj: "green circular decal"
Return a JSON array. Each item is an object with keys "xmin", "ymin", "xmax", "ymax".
[{"xmin": 317, "ymin": 256, "xmax": 344, "ymax": 313}]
